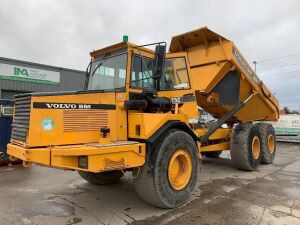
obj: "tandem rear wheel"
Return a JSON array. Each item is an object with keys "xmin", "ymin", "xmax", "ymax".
[
  {"xmin": 230, "ymin": 123, "xmax": 276, "ymax": 171},
  {"xmin": 255, "ymin": 123, "xmax": 276, "ymax": 164},
  {"xmin": 134, "ymin": 129, "xmax": 199, "ymax": 208}
]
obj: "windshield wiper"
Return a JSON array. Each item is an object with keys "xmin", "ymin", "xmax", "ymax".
[{"xmin": 90, "ymin": 52, "xmax": 111, "ymax": 77}]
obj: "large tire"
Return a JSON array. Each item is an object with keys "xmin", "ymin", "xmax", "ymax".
[
  {"xmin": 230, "ymin": 123, "xmax": 262, "ymax": 171},
  {"xmin": 255, "ymin": 123, "xmax": 276, "ymax": 164},
  {"xmin": 77, "ymin": 170, "xmax": 124, "ymax": 185},
  {"xmin": 203, "ymin": 151, "xmax": 222, "ymax": 158},
  {"xmin": 134, "ymin": 129, "xmax": 199, "ymax": 208}
]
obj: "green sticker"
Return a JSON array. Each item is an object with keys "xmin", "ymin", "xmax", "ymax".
[{"xmin": 41, "ymin": 118, "xmax": 55, "ymax": 131}]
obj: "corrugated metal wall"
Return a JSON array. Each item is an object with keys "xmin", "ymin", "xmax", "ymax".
[{"xmin": 0, "ymin": 57, "xmax": 86, "ymax": 99}]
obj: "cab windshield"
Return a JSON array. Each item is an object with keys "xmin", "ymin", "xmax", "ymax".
[{"xmin": 88, "ymin": 52, "xmax": 127, "ymax": 90}]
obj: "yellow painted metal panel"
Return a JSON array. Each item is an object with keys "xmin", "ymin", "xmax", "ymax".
[
  {"xmin": 7, "ymin": 144, "xmax": 27, "ymax": 161},
  {"xmin": 200, "ymin": 142, "xmax": 230, "ymax": 152},
  {"xmin": 195, "ymin": 128, "xmax": 231, "ymax": 140},
  {"xmin": 8, "ymin": 142, "xmax": 145, "ymax": 173},
  {"xmin": 51, "ymin": 143, "xmax": 146, "ymax": 172},
  {"xmin": 25, "ymin": 92, "xmax": 128, "ymax": 147},
  {"xmin": 128, "ymin": 113, "xmax": 188, "ymax": 139},
  {"xmin": 7, "ymin": 144, "xmax": 50, "ymax": 165}
]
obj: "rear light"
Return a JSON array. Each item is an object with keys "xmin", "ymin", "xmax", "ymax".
[{"xmin": 78, "ymin": 156, "xmax": 88, "ymax": 169}]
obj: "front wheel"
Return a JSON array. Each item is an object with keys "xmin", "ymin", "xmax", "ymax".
[{"xmin": 134, "ymin": 129, "xmax": 199, "ymax": 208}]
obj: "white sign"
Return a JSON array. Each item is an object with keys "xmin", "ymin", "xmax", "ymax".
[
  {"xmin": 269, "ymin": 114, "xmax": 300, "ymax": 135},
  {"xmin": 0, "ymin": 63, "xmax": 60, "ymax": 85}
]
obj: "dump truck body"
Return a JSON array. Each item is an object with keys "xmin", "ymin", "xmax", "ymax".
[
  {"xmin": 8, "ymin": 27, "xmax": 279, "ymax": 208},
  {"xmin": 169, "ymin": 28, "xmax": 279, "ymax": 122}
]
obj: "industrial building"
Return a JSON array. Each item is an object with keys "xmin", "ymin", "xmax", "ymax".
[
  {"xmin": 0, "ymin": 56, "xmax": 86, "ymax": 99},
  {"xmin": 0, "ymin": 56, "xmax": 86, "ymax": 164}
]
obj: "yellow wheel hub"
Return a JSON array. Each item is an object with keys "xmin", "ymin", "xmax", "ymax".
[
  {"xmin": 268, "ymin": 134, "xmax": 275, "ymax": 154},
  {"xmin": 252, "ymin": 136, "xmax": 260, "ymax": 160},
  {"xmin": 168, "ymin": 149, "xmax": 192, "ymax": 190}
]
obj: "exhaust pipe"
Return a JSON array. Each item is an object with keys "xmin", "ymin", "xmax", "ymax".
[{"xmin": 0, "ymin": 152, "xmax": 4, "ymax": 158}]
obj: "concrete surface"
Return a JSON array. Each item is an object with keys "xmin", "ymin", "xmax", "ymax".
[{"xmin": 0, "ymin": 142, "xmax": 299, "ymax": 225}]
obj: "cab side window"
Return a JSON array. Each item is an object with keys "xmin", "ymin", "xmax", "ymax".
[
  {"xmin": 130, "ymin": 55, "xmax": 190, "ymax": 91},
  {"xmin": 160, "ymin": 57, "xmax": 190, "ymax": 90},
  {"xmin": 131, "ymin": 55, "xmax": 154, "ymax": 90}
]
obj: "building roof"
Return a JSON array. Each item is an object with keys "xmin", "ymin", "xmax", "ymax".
[{"xmin": 0, "ymin": 56, "xmax": 84, "ymax": 73}]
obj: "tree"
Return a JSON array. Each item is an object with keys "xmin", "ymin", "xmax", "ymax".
[{"xmin": 283, "ymin": 106, "xmax": 299, "ymax": 115}]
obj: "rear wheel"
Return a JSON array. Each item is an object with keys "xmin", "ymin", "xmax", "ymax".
[
  {"xmin": 203, "ymin": 151, "xmax": 222, "ymax": 158},
  {"xmin": 256, "ymin": 123, "xmax": 276, "ymax": 164},
  {"xmin": 230, "ymin": 123, "xmax": 262, "ymax": 171},
  {"xmin": 134, "ymin": 129, "xmax": 199, "ymax": 208},
  {"xmin": 77, "ymin": 170, "xmax": 124, "ymax": 185}
]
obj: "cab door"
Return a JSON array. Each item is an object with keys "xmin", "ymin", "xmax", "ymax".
[
  {"xmin": 158, "ymin": 52, "xmax": 199, "ymax": 119},
  {"xmin": 126, "ymin": 48, "xmax": 156, "ymax": 95}
]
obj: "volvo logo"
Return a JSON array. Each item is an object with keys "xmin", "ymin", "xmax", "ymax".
[
  {"xmin": 33, "ymin": 102, "xmax": 117, "ymax": 110},
  {"xmin": 232, "ymin": 47, "xmax": 259, "ymax": 85},
  {"xmin": 45, "ymin": 103, "xmax": 91, "ymax": 109}
]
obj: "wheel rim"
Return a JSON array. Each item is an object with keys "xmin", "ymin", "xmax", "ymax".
[
  {"xmin": 252, "ymin": 136, "xmax": 260, "ymax": 160},
  {"xmin": 268, "ymin": 134, "xmax": 275, "ymax": 154},
  {"xmin": 168, "ymin": 149, "xmax": 192, "ymax": 190}
]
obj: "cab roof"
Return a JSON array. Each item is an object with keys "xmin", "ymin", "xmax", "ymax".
[{"xmin": 90, "ymin": 42, "xmax": 154, "ymax": 58}]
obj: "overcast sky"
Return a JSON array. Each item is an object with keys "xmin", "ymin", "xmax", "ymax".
[{"xmin": 0, "ymin": 0, "xmax": 300, "ymax": 109}]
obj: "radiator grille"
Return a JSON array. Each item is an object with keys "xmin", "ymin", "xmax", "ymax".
[
  {"xmin": 63, "ymin": 110, "xmax": 108, "ymax": 132},
  {"xmin": 11, "ymin": 95, "xmax": 31, "ymax": 142}
]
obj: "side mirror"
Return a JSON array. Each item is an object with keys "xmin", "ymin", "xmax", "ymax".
[{"xmin": 153, "ymin": 45, "xmax": 166, "ymax": 80}]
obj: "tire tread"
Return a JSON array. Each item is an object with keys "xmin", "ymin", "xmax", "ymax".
[{"xmin": 230, "ymin": 123, "xmax": 261, "ymax": 171}]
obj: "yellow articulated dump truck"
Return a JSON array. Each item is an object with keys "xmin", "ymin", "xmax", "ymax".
[{"xmin": 8, "ymin": 27, "xmax": 279, "ymax": 208}]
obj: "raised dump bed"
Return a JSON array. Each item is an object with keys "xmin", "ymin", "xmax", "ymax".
[{"xmin": 169, "ymin": 27, "xmax": 279, "ymax": 123}]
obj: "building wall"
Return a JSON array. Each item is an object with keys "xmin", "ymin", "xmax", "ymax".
[{"xmin": 0, "ymin": 57, "xmax": 86, "ymax": 99}]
